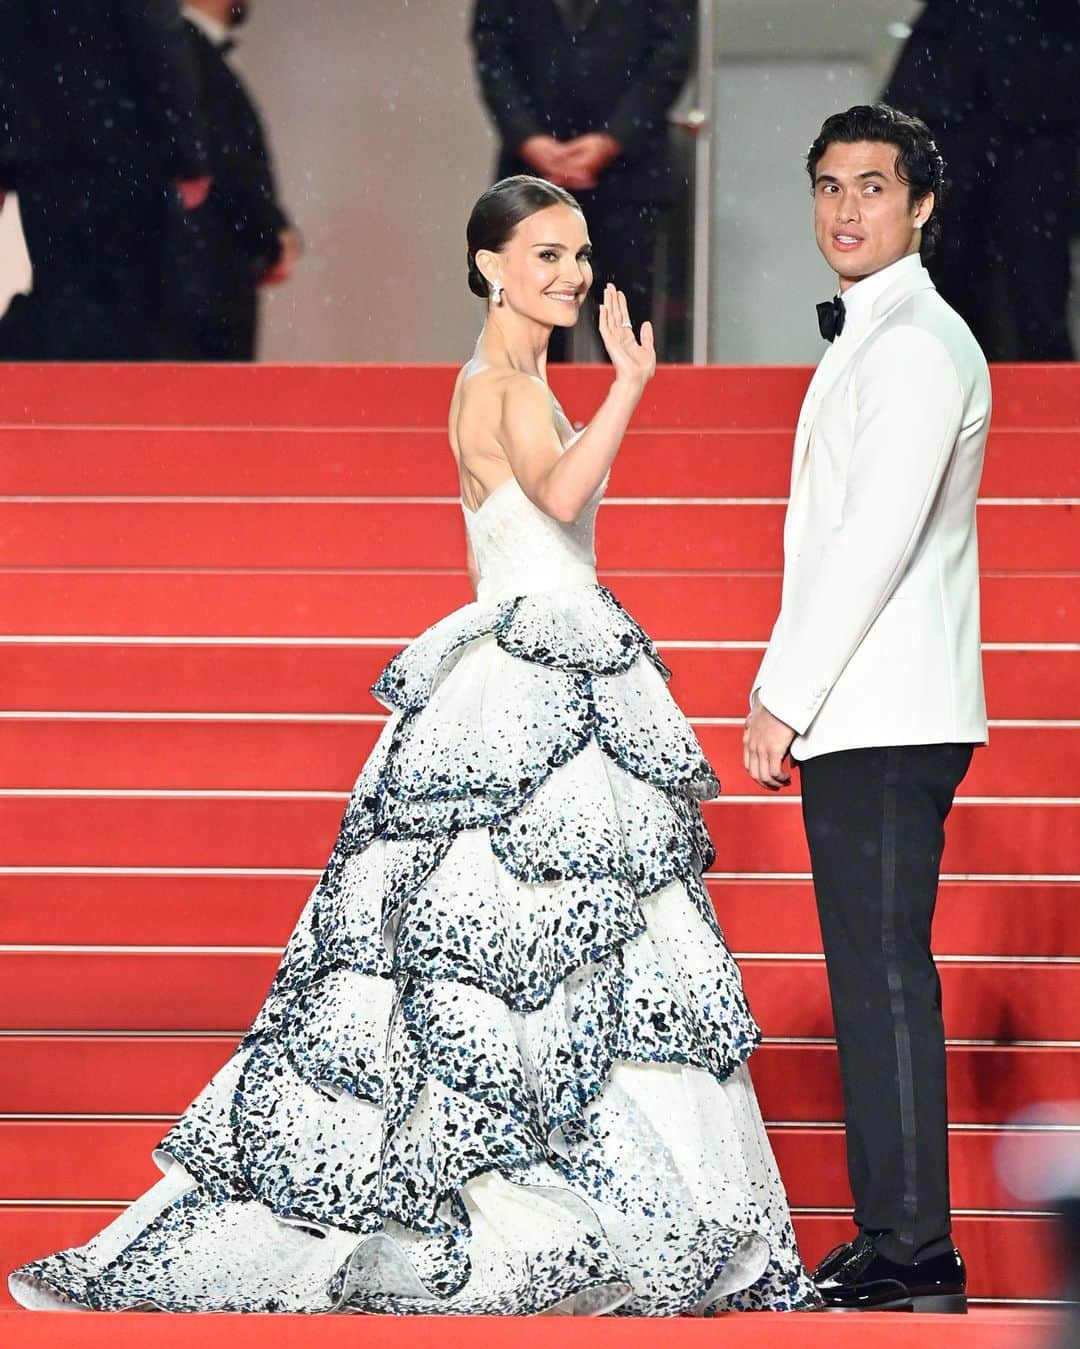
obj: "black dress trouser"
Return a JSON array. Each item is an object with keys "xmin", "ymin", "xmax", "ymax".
[{"xmin": 799, "ymin": 743, "xmax": 974, "ymax": 1264}]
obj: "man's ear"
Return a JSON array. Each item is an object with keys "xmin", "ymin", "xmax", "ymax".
[{"xmin": 914, "ymin": 191, "xmax": 935, "ymax": 230}]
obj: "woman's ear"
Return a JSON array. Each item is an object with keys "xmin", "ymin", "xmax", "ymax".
[{"xmin": 474, "ymin": 248, "xmax": 501, "ymax": 291}]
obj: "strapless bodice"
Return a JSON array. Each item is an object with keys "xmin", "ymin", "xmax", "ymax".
[{"xmin": 462, "ymin": 475, "xmax": 602, "ymax": 604}]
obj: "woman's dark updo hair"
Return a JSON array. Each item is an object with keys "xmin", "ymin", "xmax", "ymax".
[
  {"xmin": 466, "ymin": 175, "xmax": 582, "ymax": 299},
  {"xmin": 806, "ymin": 104, "xmax": 946, "ymax": 258}
]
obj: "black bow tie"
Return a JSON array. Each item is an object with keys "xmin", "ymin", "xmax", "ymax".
[
  {"xmin": 219, "ymin": 36, "xmax": 237, "ymax": 54},
  {"xmin": 816, "ymin": 295, "xmax": 846, "ymax": 342}
]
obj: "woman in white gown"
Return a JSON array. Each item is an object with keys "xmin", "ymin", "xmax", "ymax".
[{"xmin": 9, "ymin": 177, "xmax": 820, "ymax": 1316}]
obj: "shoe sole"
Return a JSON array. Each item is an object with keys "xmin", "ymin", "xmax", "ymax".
[{"xmin": 823, "ymin": 1293, "xmax": 968, "ymax": 1314}]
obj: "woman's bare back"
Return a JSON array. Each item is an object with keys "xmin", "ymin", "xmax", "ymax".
[{"xmin": 449, "ymin": 360, "xmax": 575, "ymax": 513}]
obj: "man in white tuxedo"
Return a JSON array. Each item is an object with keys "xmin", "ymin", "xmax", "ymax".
[{"xmin": 744, "ymin": 104, "xmax": 990, "ymax": 1313}]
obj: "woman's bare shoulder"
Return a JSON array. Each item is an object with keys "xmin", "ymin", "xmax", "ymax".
[
  {"xmin": 460, "ymin": 363, "xmax": 540, "ymax": 397},
  {"xmin": 459, "ymin": 365, "xmax": 551, "ymax": 426}
]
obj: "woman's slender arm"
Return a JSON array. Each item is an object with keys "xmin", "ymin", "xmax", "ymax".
[
  {"xmin": 499, "ymin": 376, "xmax": 641, "ymax": 522},
  {"xmin": 500, "ymin": 285, "xmax": 656, "ymax": 524}
]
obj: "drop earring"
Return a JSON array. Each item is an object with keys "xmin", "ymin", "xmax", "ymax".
[{"xmin": 491, "ymin": 281, "xmax": 503, "ymax": 306}]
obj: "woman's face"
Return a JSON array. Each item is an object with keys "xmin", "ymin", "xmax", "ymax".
[{"xmin": 482, "ymin": 204, "xmax": 593, "ymax": 327}]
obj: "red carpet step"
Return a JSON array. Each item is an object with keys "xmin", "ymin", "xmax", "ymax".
[
  {"xmin": 2, "ymin": 876, "xmax": 1076, "ymax": 957},
  {"xmin": 0, "ymin": 950, "xmax": 1074, "ymax": 1040},
  {"xmin": 0, "ymin": 361, "xmax": 1074, "ymax": 428},
  {"xmin": 1, "ymin": 570, "xmax": 1074, "ymax": 642},
  {"xmin": 2, "ymin": 500, "xmax": 1075, "ymax": 571},
  {"xmin": 2, "ymin": 1036, "xmax": 1074, "ymax": 1125},
  {"xmin": 0, "ymin": 1118, "xmax": 1063, "ymax": 1214},
  {"xmin": 3, "ymin": 644, "xmax": 1078, "ymax": 720},
  {"xmin": 0, "ymin": 795, "xmax": 1076, "ymax": 875},
  {"xmin": 0, "ymin": 716, "xmax": 1074, "ymax": 797},
  {"xmin": 1, "ymin": 425, "xmax": 1076, "ymax": 497}
]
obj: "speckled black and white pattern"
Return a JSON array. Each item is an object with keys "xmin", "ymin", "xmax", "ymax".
[{"xmin": 9, "ymin": 480, "xmax": 820, "ymax": 1316}]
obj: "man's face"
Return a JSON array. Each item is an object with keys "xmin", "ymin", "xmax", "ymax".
[{"xmin": 812, "ymin": 140, "xmax": 930, "ymax": 290}]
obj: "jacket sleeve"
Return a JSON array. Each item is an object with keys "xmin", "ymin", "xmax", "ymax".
[
  {"xmin": 470, "ymin": 1, "xmax": 543, "ymax": 150},
  {"xmin": 215, "ymin": 77, "xmax": 289, "ymax": 267},
  {"xmin": 118, "ymin": 0, "xmax": 208, "ymax": 178},
  {"xmin": 757, "ymin": 325, "xmax": 965, "ymax": 735},
  {"xmin": 749, "ymin": 611, "xmax": 786, "ymax": 713},
  {"xmin": 605, "ymin": 0, "xmax": 695, "ymax": 155}
]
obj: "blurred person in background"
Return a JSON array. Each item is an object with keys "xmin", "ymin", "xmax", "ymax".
[
  {"xmin": 471, "ymin": 0, "xmax": 693, "ymax": 362},
  {"xmin": 164, "ymin": 0, "xmax": 299, "ymax": 361},
  {"xmin": 0, "ymin": 0, "xmax": 209, "ymax": 360},
  {"xmin": 883, "ymin": 0, "xmax": 1079, "ymax": 361}
]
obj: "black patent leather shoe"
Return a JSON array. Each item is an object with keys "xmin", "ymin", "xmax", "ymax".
[
  {"xmin": 811, "ymin": 1239, "xmax": 859, "ymax": 1283},
  {"xmin": 815, "ymin": 1234, "xmax": 967, "ymax": 1313}
]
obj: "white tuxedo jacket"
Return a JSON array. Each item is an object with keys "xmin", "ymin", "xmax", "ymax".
[{"xmin": 753, "ymin": 253, "xmax": 991, "ymax": 761}]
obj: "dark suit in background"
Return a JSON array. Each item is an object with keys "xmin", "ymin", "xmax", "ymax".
[
  {"xmin": 883, "ymin": 0, "xmax": 1078, "ymax": 361},
  {"xmin": 471, "ymin": 0, "xmax": 693, "ymax": 360},
  {"xmin": 165, "ymin": 18, "xmax": 290, "ymax": 360},
  {"xmin": 0, "ymin": 0, "xmax": 206, "ymax": 359}
]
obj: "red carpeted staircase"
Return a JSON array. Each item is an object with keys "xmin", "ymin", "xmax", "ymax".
[{"xmin": 0, "ymin": 362, "xmax": 1076, "ymax": 1345}]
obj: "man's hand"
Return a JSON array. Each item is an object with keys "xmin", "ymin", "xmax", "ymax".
[
  {"xmin": 260, "ymin": 228, "xmax": 303, "ymax": 286},
  {"xmin": 519, "ymin": 133, "xmax": 621, "ymax": 190},
  {"xmin": 743, "ymin": 693, "xmax": 795, "ymax": 791},
  {"xmin": 519, "ymin": 135, "xmax": 574, "ymax": 184},
  {"xmin": 561, "ymin": 132, "xmax": 621, "ymax": 187},
  {"xmin": 174, "ymin": 176, "xmax": 212, "ymax": 211}
]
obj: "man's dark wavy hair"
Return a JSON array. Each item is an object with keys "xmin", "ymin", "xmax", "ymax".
[{"xmin": 806, "ymin": 104, "xmax": 946, "ymax": 259}]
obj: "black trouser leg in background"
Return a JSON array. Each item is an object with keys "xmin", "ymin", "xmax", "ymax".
[{"xmin": 799, "ymin": 743, "xmax": 974, "ymax": 1265}]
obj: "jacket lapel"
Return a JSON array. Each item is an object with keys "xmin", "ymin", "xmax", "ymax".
[{"xmin": 788, "ymin": 265, "xmax": 936, "ymax": 495}]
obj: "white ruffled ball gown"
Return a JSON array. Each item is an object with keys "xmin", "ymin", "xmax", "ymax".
[{"xmin": 9, "ymin": 472, "xmax": 820, "ymax": 1316}]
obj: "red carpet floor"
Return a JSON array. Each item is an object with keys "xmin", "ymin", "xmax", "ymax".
[{"xmin": 0, "ymin": 1308, "xmax": 1069, "ymax": 1348}]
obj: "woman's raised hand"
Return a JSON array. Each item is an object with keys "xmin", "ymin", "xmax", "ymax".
[{"xmin": 597, "ymin": 283, "xmax": 656, "ymax": 389}]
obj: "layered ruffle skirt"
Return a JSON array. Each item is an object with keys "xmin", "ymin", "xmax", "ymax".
[{"xmin": 10, "ymin": 585, "xmax": 820, "ymax": 1315}]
